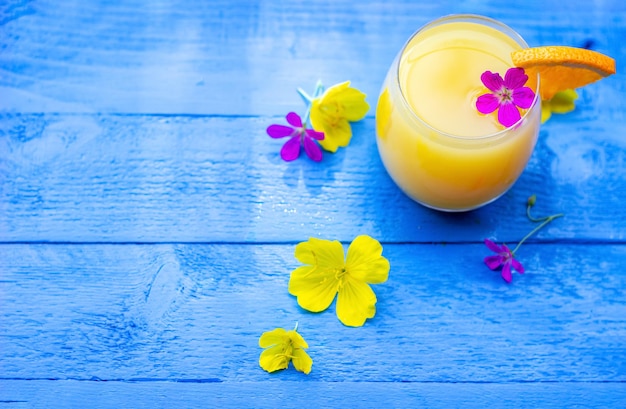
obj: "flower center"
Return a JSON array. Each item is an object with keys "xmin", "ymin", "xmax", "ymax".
[
  {"xmin": 500, "ymin": 250, "xmax": 513, "ymax": 261},
  {"xmin": 321, "ymin": 101, "xmax": 343, "ymax": 126},
  {"xmin": 498, "ymin": 87, "xmax": 513, "ymax": 103},
  {"xmin": 278, "ymin": 342, "xmax": 294, "ymax": 359},
  {"xmin": 335, "ymin": 267, "xmax": 347, "ymax": 287},
  {"xmin": 296, "ymin": 127, "xmax": 306, "ymax": 142}
]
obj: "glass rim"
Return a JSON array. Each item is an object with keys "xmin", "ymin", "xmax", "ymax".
[{"xmin": 394, "ymin": 13, "xmax": 541, "ymax": 141}]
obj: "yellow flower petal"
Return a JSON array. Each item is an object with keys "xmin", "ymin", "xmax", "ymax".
[
  {"xmin": 541, "ymin": 101, "xmax": 552, "ymax": 123},
  {"xmin": 291, "ymin": 348, "xmax": 313, "ymax": 374},
  {"xmin": 259, "ymin": 327, "xmax": 288, "ymax": 348},
  {"xmin": 541, "ymin": 89, "xmax": 577, "ymax": 123},
  {"xmin": 294, "ymin": 237, "xmax": 344, "ymax": 268},
  {"xmin": 319, "ymin": 81, "xmax": 369, "ymax": 120},
  {"xmin": 290, "ymin": 238, "xmax": 346, "ymax": 312},
  {"xmin": 259, "ymin": 327, "xmax": 312, "ymax": 374},
  {"xmin": 322, "ymin": 81, "xmax": 351, "ymax": 99},
  {"xmin": 345, "ymin": 235, "xmax": 390, "ymax": 284},
  {"xmin": 289, "ymin": 265, "xmax": 339, "ymax": 312},
  {"xmin": 286, "ymin": 329, "xmax": 309, "ymax": 349},
  {"xmin": 317, "ymin": 119, "xmax": 352, "ymax": 152},
  {"xmin": 335, "ymin": 88, "xmax": 370, "ymax": 121},
  {"xmin": 336, "ymin": 277, "xmax": 377, "ymax": 327},
  {"xmin": 549, "ymin": 89, "xmax": 578, "ymax": 114},
  {"xmin": 259, "ymin": 344, "xmax": 290, "ymax": 373},
  {"xmin": 309, "ymin": 81, "xmax": 369, "ymax": 153}
]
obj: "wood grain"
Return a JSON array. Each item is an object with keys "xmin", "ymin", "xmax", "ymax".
[
  {"xmin": 0, "ymin": 1, "xmax": 624, "ymax": 116},
  {"xmin": 2, "ymin": 115, "xmax": 625, "ymax": 243},
  {"xmin": 2, "ymin": 0, "xmax": 626, "ymax": 406},
  {"xmin": 2, "ymin": 380, "xmax": 626, "ymax": 409},
  {"xmin": 1, "ymin": 243, "xmax": 624, "ymax": 382}
]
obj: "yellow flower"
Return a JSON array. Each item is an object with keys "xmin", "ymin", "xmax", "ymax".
[
  {"xmin": 288, "ymin": 235, "xmax": 390, "ymax": 327},
  {"xmin": 541, "ymin": 89, "xmax": 578, "ymax": 123},
  {"xmin": 259, "ymin": 326, "xmax": 312, "ymax": 374},
  {"xmin": 309, "ymin": 81, "xmax": 370, "ymax": 153}
]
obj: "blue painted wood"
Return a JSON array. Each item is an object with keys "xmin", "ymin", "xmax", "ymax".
[
  {"xmin": 1, "ymin": 0, "xmax": 626, "ymax": 406},
  {"xmin": 0, "ymin": 1, "xmax": 624, "ymax": 116},
  {"xmin": 1, "ymin": 244, "xmax": 625, "ymax": 382},
  {"xmin": 2, "ymin": 380, "xmax": 626, "ymax": 409},
  {"xmin": 1, "ymin": 115, "xmax": 625, "ymax": 243}
]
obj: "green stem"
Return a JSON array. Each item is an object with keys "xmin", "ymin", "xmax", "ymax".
[
  {"xmin": 527, "ymin": 203, "xmax": 552, "ymax": 222},
  {"xmin": 297, "ymin": 87, "xmax": 313, "ymax": 104},
  {"xmin": 299, "ymin": 80, "xmax": 325, "ymax": 127},
  {"xmin": 511, "ymin": 213, "xmax": 563, "ymax": 254},
  {"xmin": 302, "ymin": 107, "xmax": 312, "ymax": 126},
  {"xmin": 297, "ymin": 81, "xmax": 324, "ymax": 105},
  {"xmin": 313, "ymin": 80, "xmax": 324, "ymax": 97}
]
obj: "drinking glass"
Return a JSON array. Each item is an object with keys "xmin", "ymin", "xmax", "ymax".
[{"xmin": 376, "ymin": 14, "xmax": 541, "ymax": 211}]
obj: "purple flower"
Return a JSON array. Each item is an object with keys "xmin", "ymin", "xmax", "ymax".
[
  {"xmin": 267, "ymin": 112, "xmax": 325, "ymax": 162},
  {"xmin": 476, "ymin": 67, "xmax": 536, "ymax": 128},
  {"xmin": 483, "ymin": 239, "xmax": 525, "ymax": 283}
]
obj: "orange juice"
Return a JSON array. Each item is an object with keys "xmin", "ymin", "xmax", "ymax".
[{"xmin": 376, "ymin": 15, "xmax": 541, "ymax": 211}]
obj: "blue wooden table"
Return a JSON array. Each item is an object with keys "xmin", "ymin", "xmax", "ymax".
[{"xmin": 1, "ymin": 1, "xmax": 625, "ymax": 407}]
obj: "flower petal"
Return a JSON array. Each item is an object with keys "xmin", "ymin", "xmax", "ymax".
[
  {"xmin": 497, "ymin": 102, "xmax": 521, "ymax": 127},
  {"xmin": 287, "ymin": 329, "xmax": 309, "ymax": 349},
  {"xmin": 336, "ymin": 277, "xmax": 377, "ymax": 327},
  {"xmin": 501, "ymin": 243, "xmax": 513, "ymax": 255},
  {"xmin": 476, "ymin": 94, "xmax": 500, "ymax": 114},
  {"xmin": 289, "ymin": 238, "xmax": 345, "ymax": 312},
  {"xmin": 309, "ymin": 81, "xmax": 368, "ymax": 152},
  {"xmin": 259, "ymin": 328, "xmax": 287, "ymax": 348},
  {"xmin": 512, "ymin": 86, "xmax": 535, "ymax": 109},
  {"xmin": 291, "ymin": 348, "xmax": 313, "ymax": 375},
  {"xmin": 286, "ymin": 111, "xmax": 303, "ymax": 128},
  {"xmin": 317, "ymin": 119, "xmax": 352, "ymax": 152},
  {"xmin": 303, "ymin": 136, "xmax": 323, "ymax": 162},
  {"xmin": 541, "ymin": 102, "xmax": 552, "ymax": 124},
  {"xmin": 501, "ymin": 262, "xmax": 513, "ymax": 283},
  {"xmin": 511, "ymin": 258, "xmax": 525, "ymax": 274},
  {"xmin": 345, "ymin": 235, "xmax": 389, "ymax": 284},
  {"xmin": 259, "ymin": 344, "xmax": 290, "ymax": 373},
  {"xmin": 319, "ymin": 81, "xmax": 350, "ymax": 101},
  {"xmin": 549, "ymin": 89, "xmax": 578, "ymax": 114},
  {"xmin": 484, "ymin": 239, "xmax": 504, "ymax": 254},
  {"xmin": 305, "ymin": 128, "xmax": 325, "ymax": 141},
  {"xmin": 294, "ymin": 238, "xmax": 345, "ymax": 267},
  {"xmin": 504, "ymin": 67, "xmax": 529, "ymax": 90},
  {"xmin": 267, "ymin": 124, "xmax": 295, "ymax": 138},
  {"xmin": 329, "ymin": 84, "xmax": 370, "ymax": 121},
  {"xmin": 289, "ymin": 265, "xmax": 339, "ymax": 312},
  {"xmin": 480, "ymin": 71, "xmax": 504, "ymax": 92},
  {"xmin": 484, "ymin": 255, "xmax": 504, "ymax": 270},
  {"xmin": 280, "ymin": 135, "xmax": 301, "ymax": 161}
]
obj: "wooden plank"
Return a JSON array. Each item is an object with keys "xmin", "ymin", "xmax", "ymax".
[
  {"xmin": 2, "ymin": 380, "xmax": 626, "ymax": 409},
  {"xmin": 2, "ymin": 115, "xmax": 625, "ymax": 243},
  {"xmin": 2, "ymin": 1, "xmax": 625, "ymax": 407},
  {"xmin": 1, "ymin": 243, "xmax": 625, "ymax": 382},
  {"xmin": 0, "ymin": 1, "xmax": 624, "ymax": 115}
]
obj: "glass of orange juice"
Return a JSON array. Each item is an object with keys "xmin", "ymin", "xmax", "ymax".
[{"xmin": 376, "ymin": 14, "xmax": 541, "ymax": 211}]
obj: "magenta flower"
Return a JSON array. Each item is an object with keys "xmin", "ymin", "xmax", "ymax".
[
  {"xmin": 267, "ymin": 112, "xmax": 325, "ymax": 162},
  {"xmin": 483, "ymin": 239, "xmax": 525, "ymax": 283},
  {"xmin": 476, "ymin": 67, "xmax": 536, "ymax": 128}
]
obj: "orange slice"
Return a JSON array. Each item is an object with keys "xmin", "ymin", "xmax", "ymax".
[{"xmin": 511, "ymin": 46, "xmax": 616, "ymax": 100}]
